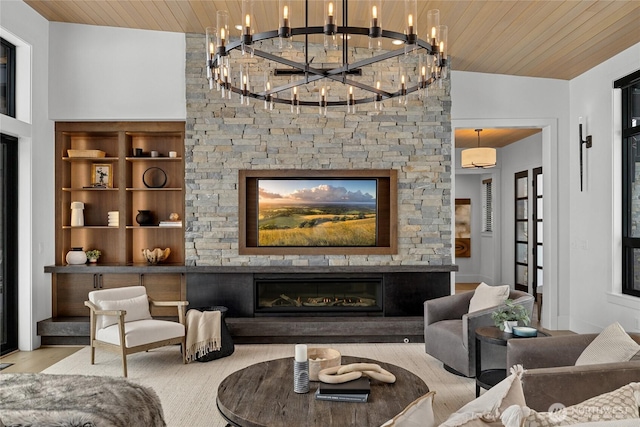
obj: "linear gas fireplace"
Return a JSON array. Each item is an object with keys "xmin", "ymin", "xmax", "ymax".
[{"xmin": 255, "ymin": 275, "xmax": 383, "ymax": 315}]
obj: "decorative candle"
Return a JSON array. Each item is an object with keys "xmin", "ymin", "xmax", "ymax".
[
  {"xmin": 295, "ymin": 344, "xmax": 307, "ymax": 362},
  {"xmin": 328, "ymin": 2, "xmax": 334, "ymax": 25},
  {"xmin": 245, "ymin": 14, "xmax": 251, "ymax": 35},
  {"xmin": 371, "ymin": 5, "xmax": 378, "ymax": 27},
  {"xmin": 220, "ymin": 28, "xmax": 226, "ymax": 47},
  {"xmin": 283, "ymin": 5, "xmax": 289, "ymax": 27},
  {"xmin": 408, "ymin": 14, "xmax": 414, "ymax": 35}
]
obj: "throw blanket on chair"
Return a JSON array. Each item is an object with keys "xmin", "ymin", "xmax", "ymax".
[
  {"xmin": 0, "ymin": 373, "xmax": 165, "ymax": 427},
  {"xmin": 185, "ymin": 309, "xmax": 222, "ymax": 363}
]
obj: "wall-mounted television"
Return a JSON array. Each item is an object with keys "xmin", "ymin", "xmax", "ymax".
[
  {"xmin": 239, "ymin": 169, "xmax": 397, "ymax": 255},
  {"xmin": 257, "ymin": 178, "xmax": 378, "ymax": 247}
]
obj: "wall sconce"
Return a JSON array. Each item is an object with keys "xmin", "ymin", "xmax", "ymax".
[{"xmin": 579, "ymin": 117, "xmax": 593, "ymax": 192}]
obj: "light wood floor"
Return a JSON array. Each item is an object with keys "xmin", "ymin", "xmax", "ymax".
[
  {"xmin": 1, "ymin": 284, "xmax": 571, "ymax": 374},
  {"xmin": 1, "ymin": 346, "xmax": 83, "ymax": 373}
]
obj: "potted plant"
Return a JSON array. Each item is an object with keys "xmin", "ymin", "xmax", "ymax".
[
  {"xmin": 491, "ymin": 299, "xmax": 531, "ymax": 332},
  {"xmin": 85, "ymin": 249, "xmax": 101, "ymax": 263}
]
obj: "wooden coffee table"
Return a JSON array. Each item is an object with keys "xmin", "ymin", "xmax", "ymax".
[{"xmin": 217, "ymin": 356, "xmax": 430, "ymax": 427}]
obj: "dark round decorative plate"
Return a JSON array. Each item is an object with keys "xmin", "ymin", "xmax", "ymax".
[{"xmin": 142, "ymin": 167, "xmax": 167, "ymax": 188}]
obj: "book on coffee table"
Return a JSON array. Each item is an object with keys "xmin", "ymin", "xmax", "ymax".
[
  {"xmin": 317, "ymin": 377, "xmax": 371, "ymax": 395},
  {"xmin": 314, "ymin": 388, "xmax": 368, "ymax": 403}
]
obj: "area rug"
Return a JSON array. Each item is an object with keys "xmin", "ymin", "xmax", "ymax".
[{"xmin": 42, "ymin": 343, "xmax": 474, "ymax": 426}]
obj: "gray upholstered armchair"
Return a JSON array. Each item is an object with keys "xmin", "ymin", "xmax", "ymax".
[
  {"xmin": 507, "ymin": 333, "xmax": 640, "ymax": 411},
  {"xmin": 424, "ymin": 288, "xmax": 534, "ymax": 377}
]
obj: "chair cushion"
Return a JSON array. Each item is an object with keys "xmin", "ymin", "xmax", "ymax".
[
  {"xmin": 96, "ymin": 319, "xmax": 185, "ymax": 348},
  {"xmin": 575, "ymin": 322, "xmax": 640, "ymax": 366},
  {"xmin": 89, "ymin": 286, "xmax": 152, "ymax": 330},
  {"xmin": 380, "ymin": 391, "xmax": 437, "ymax": 427},
  {"xmin": 96, "ymin": 294, "xmax": 152, "ymax": 330},
  {"xmin": 501, "ymin": 382, "xmax": 640, "ymax": 427},
  {"xmin": 441, "ymin": 365, "xmax": 526, "ymax": 426},
  {"xmin": 468, "ymin": 283, "xmax": 510, "ymax": 313}
]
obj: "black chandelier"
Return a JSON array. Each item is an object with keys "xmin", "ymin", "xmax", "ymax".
[{"xmin": 205, "ymin": 0, "xmax": 448, "ymax": 111}]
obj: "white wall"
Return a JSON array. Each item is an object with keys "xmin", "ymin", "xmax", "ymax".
[
  {"xmin": 451, "ymin": 71, "xmax": 569, "ymax": 329},
  {"xmin": 1, "ymin": 0, "xmax": 53, "ymax": 351},
  {"xmin": 569, "ymin": 42, "xmax": 640, "ymax": 333},
  {"xmin": 49, "ymin": 23, "xmax": 186, "ymax": 120}
]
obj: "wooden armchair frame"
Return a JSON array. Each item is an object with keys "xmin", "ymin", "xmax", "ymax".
[{"xmin": 85, "ymin": 296, "xmax": 188, "ymax": 377}]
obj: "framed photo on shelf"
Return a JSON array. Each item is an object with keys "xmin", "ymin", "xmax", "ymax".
[{"xmin": 91, "ymin": 163, "xmax": 113, "ymax": 188}]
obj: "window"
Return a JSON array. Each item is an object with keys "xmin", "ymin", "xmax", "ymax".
[
  {"xmin": 0, "ymin": 38, "xmax": 16, "ymax": 117},
  {"xmin": 482, "ymin": 178, "xmax": 493, "ymax": 232},
  {"xmin": 619, "ymin": 69, "xmax": 640, "ymax": 297}
]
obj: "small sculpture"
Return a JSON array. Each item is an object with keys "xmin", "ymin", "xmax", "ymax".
[{"xmin": 142, "ymin": 248, "xmax": 171, "ymax": 264}]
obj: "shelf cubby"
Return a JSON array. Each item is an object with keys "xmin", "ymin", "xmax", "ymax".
[{"xmin": 55, "ymin": 122, "xmax": 185, "ymax": 266}]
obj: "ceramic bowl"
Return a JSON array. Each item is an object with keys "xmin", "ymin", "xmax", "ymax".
[
  {"xmin": 512, "ymin": 326, "xmax": 538, "ymax": 337},
  {"xmin": 308, "ymin": 348, "xmax": 341, "ymax": 381}
]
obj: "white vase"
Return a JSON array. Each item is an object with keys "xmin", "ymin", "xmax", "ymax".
[
  {"xmin": 504, "ymin": 321, "xmax": 518, "ymax": 333},
  {"xmin": 66, "ymin": 248, "xmax": 87, "ymax": 265},
  {"xmin": 70, "ymin": 201, "xmax": 85, "ymax": 227}
]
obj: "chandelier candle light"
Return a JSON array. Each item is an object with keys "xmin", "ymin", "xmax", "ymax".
[{"xmin": 205, "ymin": 0, "xmax": 448, "ymax": 110}]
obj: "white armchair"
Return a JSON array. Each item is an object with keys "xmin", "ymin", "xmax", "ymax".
[{"xmin": 85, "ymin": 286, "xmax": 188, "ymax": 377}]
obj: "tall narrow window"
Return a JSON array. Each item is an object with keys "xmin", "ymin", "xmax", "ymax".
[
  {"xmin": 0, "ymin": 38, "xmax": 16, "ymax": 118},
  {"xmin": 0, "ymin": 134, "xmax": 18, "ymax": 356},
  {"xmin": 619, "ymin": 69, "xmax": 640, "ymax": 297},
  {"xmin": 482, "ymin": 178, "xmax": 493, "ymax": 232},
  {"xmin": 515, "ymin": 171, "xmax": 528, "ymax": 292}
]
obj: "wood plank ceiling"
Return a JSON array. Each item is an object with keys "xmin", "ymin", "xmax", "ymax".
[
  {"xmin": 24, "ymin": 0, "xmax": 640, "ymax": 80},
  {"xmin": 22, "ymin": 0, "xmax": 640, "ymax": 148}
]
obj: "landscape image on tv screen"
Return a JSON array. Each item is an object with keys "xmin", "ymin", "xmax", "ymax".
[{"xmin": 257, "ymin": 179, "xmax": 378, "ymax": 247}]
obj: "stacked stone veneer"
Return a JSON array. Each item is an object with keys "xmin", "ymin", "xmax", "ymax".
[{"xmin": 184, "ymin": 33, "xmax": 452, "ymax": 266}]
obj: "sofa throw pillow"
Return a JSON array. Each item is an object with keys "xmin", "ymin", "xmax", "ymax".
[
  {"xmin": 468, "ymin": 282, "xmax": 510, "ymax": 313},
  {"xmin": 97, "ymin": 294, "xmax": 152, "ymax": 330},
  {"xmin": 380, "ymin": 391, "xmax": 436, "ymax": 427},
  {"xmin": 440, "ymin": 365, "xmax": 526, "ymax": 427},
  {"xmin": 575, "ymin": 322, "xmax": 640, "ymax": 366},
  {"xmin": 501, "ymin": 382, "xmax": 640, "ymax": 427}
]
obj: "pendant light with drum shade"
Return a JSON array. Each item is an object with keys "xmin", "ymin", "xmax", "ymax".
[{"xmin": 461, "ymin": 129, "xmax": 496, "ymax": 169}]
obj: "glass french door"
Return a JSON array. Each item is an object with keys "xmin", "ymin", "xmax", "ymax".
[
  {"xmin": 532, "ymin": 167, "xmax": 543, "ymax": 317},
  {"xmin": 1, "ymin": 134, "xmax": 18, "ymax": 356},
  {"xmin": 515, "ymin": 171, "xmax": 528, "ymax": 292}
]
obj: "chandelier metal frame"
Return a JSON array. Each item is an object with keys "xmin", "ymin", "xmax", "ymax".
[{"xmin": 206, "ymin": 0, "xmax": 448, "ymax": 107}]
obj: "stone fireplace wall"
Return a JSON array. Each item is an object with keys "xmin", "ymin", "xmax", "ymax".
[{"xmin": 184, "ymin": 33, "xmax": 452, "ymax": 267}]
